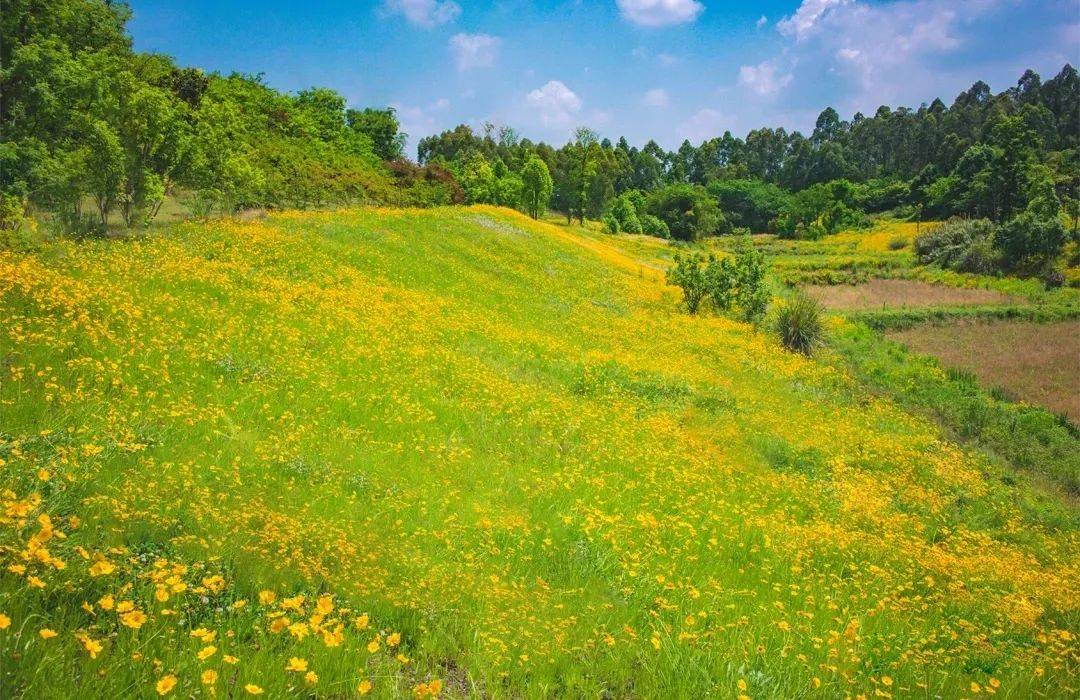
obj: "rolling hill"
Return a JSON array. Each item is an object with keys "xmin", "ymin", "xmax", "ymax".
[{"xmin": 1, "ymin": 207, "xmax": 1077, "ymax": 698}]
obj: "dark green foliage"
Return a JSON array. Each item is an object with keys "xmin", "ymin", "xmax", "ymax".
[
  {"xmin": 602, "ymin": 214, "xmax": 619, "ymax": 234},
  {"xmin": 707, "ymin": 179, "xmax": 790, "ymax": 232},
  {"xmin": 774, "ymin": 180, "xmax": 867, "ymax": 238},
  {"xmin": 647, "ymin": 183, "xmax": 724, "ymax": 240},
  {"xmin": 994, "ymin": 213, "xmax": 1067, "ymax": 274},
  {"xmin": 640, "ymin": 213, "xmax": 670, "ymax": 239},
  {"xmin": 774, "ymin": 295, "xmax": 825, "ymax": 355},
  {"xmin": 610, "ymin": 193, "xmax": 642, "ymax": 233},
  {"xmin": 346, "ymin": 108, "xmax": 406, "ymax": 161},
  {"xmin": 914, "ymin": 218, "xmax": 1000, "ymax": 273}
]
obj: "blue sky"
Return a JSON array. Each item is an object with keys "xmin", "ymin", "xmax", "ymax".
[{"xmin": 128, "ymin": 1, "xmax": 1080, "ymax": 155}]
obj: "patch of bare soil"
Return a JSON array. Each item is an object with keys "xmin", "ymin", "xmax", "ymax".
[
  {"xmin": 804, "ymin": 279, "xmax": 1016, "ymax": 311},
  {"xmin": 887, "ymin": 320, "xmax": 1080, "ymax": 421}
]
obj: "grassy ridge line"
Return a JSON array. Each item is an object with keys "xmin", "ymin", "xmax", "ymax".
[{"xmin": 1, "ymin": 207, "xmax": 1079, "ymax": 698}]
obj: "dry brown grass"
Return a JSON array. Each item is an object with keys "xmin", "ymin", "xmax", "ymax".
[
  {"xmin": 887, "ymin": 320, "xmax": 1080, "ymax": 421},
  {"xmin": 804, "ymin": 279, "xmax": 1017, "ymax": 311}
]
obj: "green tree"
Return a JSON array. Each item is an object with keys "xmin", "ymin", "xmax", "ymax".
[
  {"xmin": 520, "ymin": 154, "xmax": 553, "ymax": 219},
  {"xmin": 647, "ymin": 183, "xmax": 724, "ymax": 241},
  {"xmin": 346, "ymin": 108, "xmax": 405, "ymax": 161}
]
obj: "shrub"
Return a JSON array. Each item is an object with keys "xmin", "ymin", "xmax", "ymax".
[
  {"xmin": 602, "ymin": 214, "xmax": 620, "ymax": 234},
  {"xmin": 647, "ymin": 183, "xmax": 724, "ymax": 241},
  {"xmin": 183, "ymin": 189, "xmax": 219, "ymax": 218},
  {"xmin": 994, "ymin": 212, "xmax": 1067, "ymax": 274},
  {"xmin": 774, "ymin": 295, "xmax": 824, "ymax": 356},
  {"xmin": 914, "ymin": 217, "xmax": 998, "ymax": 273},
  {"xmin": 887, "ymin": 235, "xmax": 908, "ymax": 250},
  {"xmin": 697, "ymin": 240, "xmax": 771, "ymax": 323},
  {"xmin": 640, "ymin": 213, "xmax": 670, "ymax": 239},
  {"xmin": 611, "ymin": 194, "xmax": 642, "ymax": 233},
  {"xmin": 666, "ymin": 253, "xmax": 708, "ymax": 313}
]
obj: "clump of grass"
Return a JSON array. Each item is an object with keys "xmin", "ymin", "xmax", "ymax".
[
  {"xmin": 775, "ymin": 294, "xmax": 825, "ymax": 355},
  {"xmin": 887, "ymin": 234, "xmax": 908, "ymax": 250}
]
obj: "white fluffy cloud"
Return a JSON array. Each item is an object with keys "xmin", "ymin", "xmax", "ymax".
[
  {"xmin": 449, "ymin": 33, "xmax": 501, "ymax": 71},
  {"xmin": 383, "ymin": 0, "xmax": 461, "ymax": 28},
  {"xmin": 617, "ymin": 0, "xmax": 704, "ymax": 27},
  {"xmin": 777, "ymin": 0, "xmax": 850, "ymax": 40},
  {"xmin": 526, "ymin": 80, "xmax": 582, "ymax": 126},
  {"xmin": 642, "ymin": 88, "xmax": 669, "ymax": 108},
  {"xmin": 738, "ymin": 60, "xmax": 793, "ymax": 97},
  {"xmin": 770, "ymin": 0, "xmax": 975, "ymax": 108}
]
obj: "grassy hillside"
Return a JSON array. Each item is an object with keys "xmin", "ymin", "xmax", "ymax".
[{"xmin": 1, "ymin": 207, "xmax": 1078, "ymax": 698}]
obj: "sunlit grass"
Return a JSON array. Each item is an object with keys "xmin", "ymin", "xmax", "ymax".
[{"xmin": 1, "ymin": 206, "xmax": 1077, "ymax": 697}]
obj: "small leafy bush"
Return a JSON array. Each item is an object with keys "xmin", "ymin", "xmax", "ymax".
[
  {"xmin": 668, "ymin": 240, "xmax": 771, "ymax": 321},
  {"xmin": 666, "ymin": 253, "xmax": 708, "ymax": 313},
  {"xmin": 602, "ymin": 214, "xmax": 620, "ymax": 234},
  {"xmin": 914, "ymin": 217, "xmax": 998, "ymax": 273},
  {"xmin": 994, "ymin": 212, "xmax": 1067, "ymax": 274},
  {"xmin": 774, "ymin": 294, "xmax": 824, "ymax": 356},
  {"xmin": 640, "ymin": 213, "xmax": 670, "ymax": 239}
]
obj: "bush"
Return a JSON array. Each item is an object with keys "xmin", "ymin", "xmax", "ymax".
[
  {"xmin": 774, "ymin": 295, "xmax": 824, "ymax": 356},
  {"xmin": 666, "ymin": 253, "xmax": 707, "ymax": 313},
  {"xmin": 707, "ymin": 179, "xmax": 791, "ymax": 232},
  {"xmin": 602, "ymin": 214, "xmax": 620, "ymax": 234},
  {"xmin": 647, "ymin": 183, "xmax": 724, "ymax": 241},
  {"xmin": 611, "ymin": 194, "xmax": 642, "ymax": 233},
  {"xmin": 640, "ymin": 213, "xmax": 670, "ymax": 239},
  {"xmin": 887, "ymin": 235, "xmax": 908, "ymax": 250},
  {"xmin": 671, "ymin": 240, "xmax": 771, "ymax": 322},
  {"xmin": 994, "ymin": 212, "xmax": 1067, "ymax": 274},
  {"xmin": 914, "ymin": 217, "xmax": 999, "ymax": 273}
]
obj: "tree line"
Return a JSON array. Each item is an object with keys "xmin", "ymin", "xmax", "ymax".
[
  {"xmin": 1, "ymin": 0, "xmax": 462, "ymax": 237},
  {"xmin": 3, "ymin": 0, "xmax": 1077, "ymax": 275}
]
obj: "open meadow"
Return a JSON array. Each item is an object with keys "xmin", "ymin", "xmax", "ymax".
[
  {"xmin": 2, "ymin": 207, "xmax": 1079, "ymax": 698},
  {"xmin": 5, "ymin": 1, "xmax": 1080, "ymax": 697}
]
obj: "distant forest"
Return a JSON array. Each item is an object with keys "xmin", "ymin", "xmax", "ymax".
[{"xmin": 3, "ymin": 0, "xmax": 1077, "ymax": 253}]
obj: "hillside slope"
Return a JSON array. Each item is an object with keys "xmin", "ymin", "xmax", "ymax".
[{"xmin": 1, "ymin": 207, "xmax": 1077, "ymax": 698}]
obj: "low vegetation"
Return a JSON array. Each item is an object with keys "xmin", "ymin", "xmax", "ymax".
[
  {"xmin": 3, "ymin": 207, "xmax": 1078, "ymax": 698},
  {"xmin": 773, "ymin": 295, "xmax": 825, "ymax": 355}
]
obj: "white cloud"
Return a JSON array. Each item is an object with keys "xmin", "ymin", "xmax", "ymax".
[
  {"xmin": 777, "ymin": 0, "xmax": 851, "ymax": 40},
  {"xmin": 617, "ymin": 0, "xmax": 704, "ymax": 27},
  {"xmin": 642, "ymin": 88, "xmax": 670, "ymax": 108},
  {"xmin": 756, "ymin": 15, "xmax": 768, "ymax": 29},
  {"xmin": 742, "ymin": 0, "xmax": 1034, "ymax": 118},
  {"xmin": 449, "ymin": 33, "xmax": 501, "ymax": 71},
  {"xmin": 677, "ymin": 108, "xmax": 727, "ymax": 142},
  {"xmin": 738, "ymin": 60, "xmax": 794, "ymax": 97},
  {"xmin": 526, "ymin": 80, "xmax": 582, "ymax": 126},
  {"xmin": 391, "ymin": 97, "xmax": 453, "ymax": 152},
  {"xmin": 382, "ymin": 0, "xmax": 461, "ymax": 28}
]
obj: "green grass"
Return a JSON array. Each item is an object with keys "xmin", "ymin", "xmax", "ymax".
[{"xmin": 1, "ymin": 206, "xmax": 1078, "ymax": 698}]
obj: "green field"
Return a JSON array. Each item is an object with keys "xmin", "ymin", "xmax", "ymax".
[{"xmin": 1, "ymin": 207, "xmax": 1078, "ymax": 698}]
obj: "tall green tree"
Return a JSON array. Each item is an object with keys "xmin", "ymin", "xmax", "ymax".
[{"xmin": 520, "ymin": 154, "xmax": 553, "ymax": 219}]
